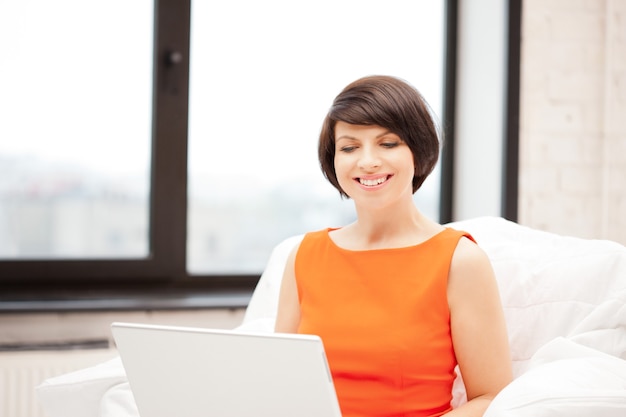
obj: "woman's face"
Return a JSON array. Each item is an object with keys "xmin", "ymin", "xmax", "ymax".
[{"xmin": 333, "ymin": 121, "xmax": 415, "ymax": 207}]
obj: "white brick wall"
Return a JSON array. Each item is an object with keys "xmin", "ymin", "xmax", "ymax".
[{"xmin": 519, "ymin": 0, "xmax": 626, "ymax": 245}]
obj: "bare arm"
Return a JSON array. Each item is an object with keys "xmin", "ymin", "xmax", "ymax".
[
  {"xmin": 274, "ymin": 244, "xmax": 301, "ymax": 333},
  {"xmin": 444, "ymin": 237, "xmax": 513, "ymax": 416}
]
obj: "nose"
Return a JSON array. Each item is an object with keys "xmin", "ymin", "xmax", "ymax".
[{"xmin": 357, "ymin": 146, "xmax": 381, "ymax": 171}]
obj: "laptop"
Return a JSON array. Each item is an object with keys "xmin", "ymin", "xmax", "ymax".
[{"xmin": 111, "ymin": 322, "xmax": 342, "ymax": 417}]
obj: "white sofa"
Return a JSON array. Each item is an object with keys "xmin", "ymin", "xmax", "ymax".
[{"xmin": 37, "ymin": 217, "xmax": 626, "ymax": 416}]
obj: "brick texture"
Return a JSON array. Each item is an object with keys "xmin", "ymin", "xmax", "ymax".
[{"xmin": 519, "ymin": 0, "xmax": 626, "ymax": 245}]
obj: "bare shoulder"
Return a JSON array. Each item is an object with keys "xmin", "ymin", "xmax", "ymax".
[
  {"xmin": 447, "ymin": 236, "xmax": 497, "ymax": 302},
  {"xmin": 452, "ymin": 234, "xmax": 490, "ymax": 262}
]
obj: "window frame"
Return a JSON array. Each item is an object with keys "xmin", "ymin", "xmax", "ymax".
[{"xmin": 0, "ymin": 0, "xmax": 521, "ymax": 310}]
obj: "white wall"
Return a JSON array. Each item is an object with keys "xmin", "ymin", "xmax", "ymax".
[{"xmin": 518, "ymin": 0, "xmax": 626, "ymax": 245}]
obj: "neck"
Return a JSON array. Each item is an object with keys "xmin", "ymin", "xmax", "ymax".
[{"xmin": 349, "ymin": 199, "xmax": 433, "ymax": 247}]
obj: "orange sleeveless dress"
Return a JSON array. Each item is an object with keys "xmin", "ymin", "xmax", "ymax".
[{"xmin": 295, "ymin": 227, "xmax": 473, "ymax": 417}]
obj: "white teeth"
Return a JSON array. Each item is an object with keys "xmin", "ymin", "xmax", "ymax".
[{"xmin": 359, "ymin": 177, "xmax": 387, "ymax": 186}]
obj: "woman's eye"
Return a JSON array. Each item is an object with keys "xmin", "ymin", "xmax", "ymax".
[
  {"xmin": 339, "ymin": 146, "xmax": 357, "ymax": 153},
  {"xmin": 381, "ymin": 142, "xmax": 399, "ymax": 148}
]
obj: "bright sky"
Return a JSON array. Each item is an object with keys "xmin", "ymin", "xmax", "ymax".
[
  {"xmin": 188, "ymin": 0, "xmax": 445, "ymax": 186},
  {"xmin": 0, "ymin": 0, "xmax": 153, "ymax": 176}
]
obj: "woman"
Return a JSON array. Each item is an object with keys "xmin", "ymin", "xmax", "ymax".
[{"xmin": 275, "ymin": 75, "xmax": 512, "ymax": 416}]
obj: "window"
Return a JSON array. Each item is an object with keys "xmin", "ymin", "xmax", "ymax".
[
  {"xmin": 0, "ymin": 0, "xmax": 453, "ymax": 306},
  {"xmin": 0, "ymin": 0, "xmax": 153, "ymax": 259}
]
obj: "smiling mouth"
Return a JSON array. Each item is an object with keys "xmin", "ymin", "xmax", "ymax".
[{"xmin": 358, "ymin": 176, "xmax": 390, "ymax": 187}]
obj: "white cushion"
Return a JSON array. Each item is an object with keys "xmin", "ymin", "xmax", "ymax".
[
  {"xmin": 36, "ymin": 356, "xmax": 127, "ymax": 417},
  {"xmin": 99, "ymin": 382, "xmax": 139, "ymax": 417},
  {"xmin": 484, "ymin": 338, "xmax": 626, "ymax": 417}
]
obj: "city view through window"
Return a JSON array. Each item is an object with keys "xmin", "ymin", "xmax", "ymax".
[{"xmin": 1, "ymin": 1, "xmax": 445, "ymax": 275}]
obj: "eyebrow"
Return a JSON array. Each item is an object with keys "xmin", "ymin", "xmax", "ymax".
[{"xmin": 335, "ymin": 130, "xmax": 395, "ymax": 141}]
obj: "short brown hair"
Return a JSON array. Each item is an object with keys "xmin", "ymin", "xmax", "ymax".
[{"xmin": 318, "ymin": 75, "xmax": 441, "ymax": 198}]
